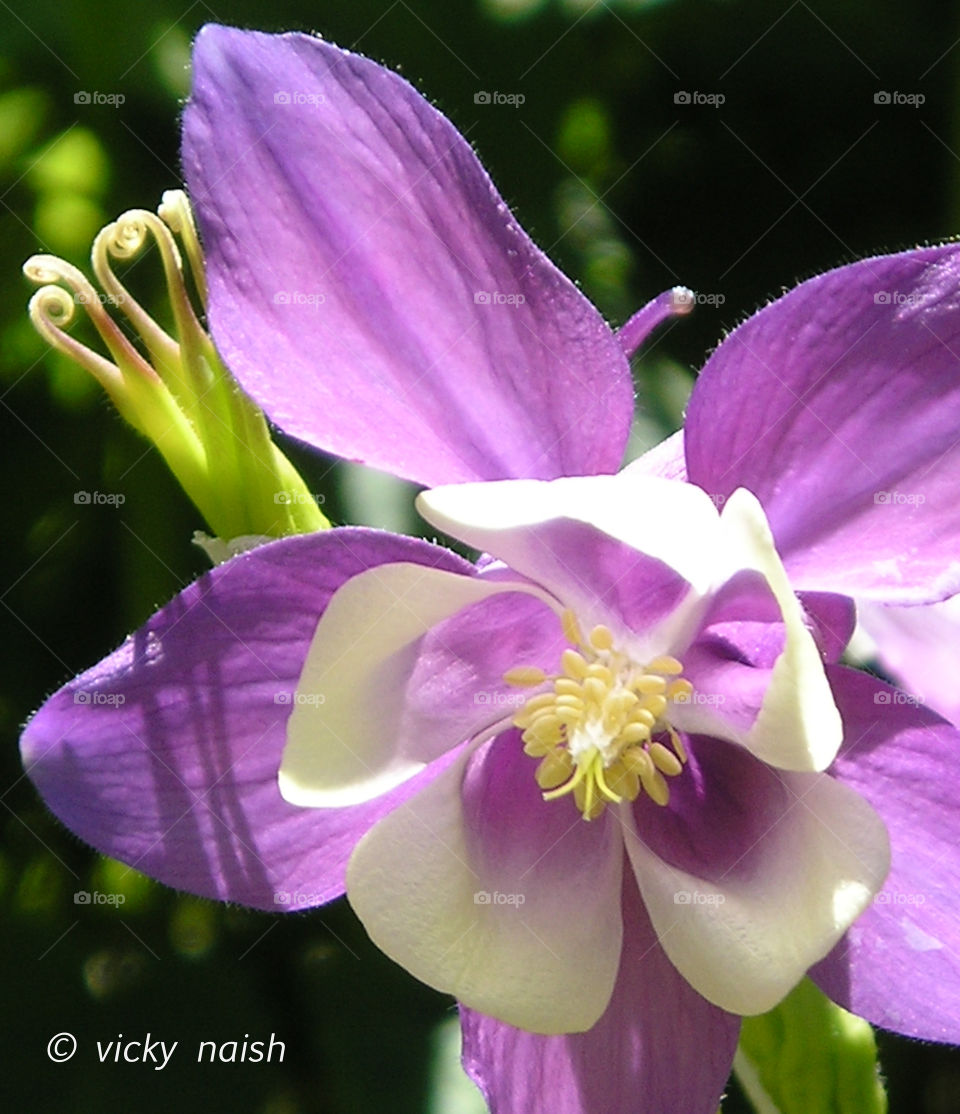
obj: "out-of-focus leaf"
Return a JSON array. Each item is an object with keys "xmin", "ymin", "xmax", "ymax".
[{"xmin": 736, "ymin": 978, "xmax": 887, "ymax": 1114}]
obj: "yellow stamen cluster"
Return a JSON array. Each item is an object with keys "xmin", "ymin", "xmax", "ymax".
[{"xmin": 505, "ymin": 611, "xmax": 693, "ymax": 820}]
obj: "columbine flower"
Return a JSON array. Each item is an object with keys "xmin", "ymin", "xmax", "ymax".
[{"xmin": 21, "ymin": 24, "xmax": 960, "ymax": 1114}]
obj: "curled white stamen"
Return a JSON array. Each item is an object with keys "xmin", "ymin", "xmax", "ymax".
[
  {"xmin": 26, "ymin": 285, "xmax": 122, "ymax": 392},
  {"xmin": 91, "ymin": 211, "xmax": 182, "ymax": 367},
  {"xmin": 23, "ymin": 254, "xmax": 157, "ymax": 389},
  {"xmin": 159, "ymin": 189, "xmax": 207, "ymax": 306}
]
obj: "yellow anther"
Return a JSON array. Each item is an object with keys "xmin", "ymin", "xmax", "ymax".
[
  {"xmin": 641, "ymin": 694, "xmax": 668, "ymax": 720},
  {"xmin": 621, "ymin": 746, "xmax": 654, "ymax": 778},
  {"xmin": 667, "ymin": 678, "xmax": 694, "ymax": 701},
  {"xmin": 605, "ymin": 762, "xmax": 640, "ymax": 802},
  {"xmin": 554, "ymin": 694, "xmax": 585, "ymax": 712},
  {"xmin": 561, "ymin": 648, "xmax": 590, "ymax": 679},
  {"xmin": 649, "ymin": 741, "xmax": 683, "ymax": 777},
  {"xmin": 617, "ymin": 722, "xmax": 650, "ymax": 746},
  {"xmin": 524, "ymin": 714, "xmax": 564, "ymax": 742},
  {"xmin": 507, "ymin": 609, "xmax": 694, "ymax": 819},
  {"xmin": 640, "ymin": 767, "xmax": 670, "ymax": 807},
  {"xmin": 586, "ymin": 662, "xmax": 614, "ymax": 685},
  {"xmin": 543, "ymin": 762, "xmax": 586, "ymax": 802},
  {"xmin": 555, "ymin": 678, "xmax": 583, "ymax": 697},
  {"xmin": 589, "ymin": 624, "xmax": 614, "ymax": 651},
  {"xmin": 668, "ymin": 726, "xmax": 687, "ymax": 764},
  {"xmin": 536, "ymin": 749, "xmax": 575, "ymax": 789},
  {"xmin": 582, "ymin": 677, "xmax": 608, "ymax": 704},
  {"xmin": 513, "ymin": 694, "xmax": 556, "ymax": 727},
  {"xmin": 523, "ymin": 735, "xmax": 553, "ymax": 757},
  {"xmin": 503, "ymin": 666, "xmax": 547, "ymax": 688},
  {"xmin": 561, "ymin": 609, "xmax": 585, "ymax": 648},
  {"xmin": 647, "ymin": 655, "xmax": 684, "ymax": 676}
]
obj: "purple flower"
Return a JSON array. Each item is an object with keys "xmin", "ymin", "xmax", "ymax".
[{"xmin": 21, "ymin": 25, "xmax": 960, "ymax": 1114}]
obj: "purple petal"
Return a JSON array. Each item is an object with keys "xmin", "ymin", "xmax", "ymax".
[
  {"xmin": 685, "ymin": 244, "xmax": 960, "ymax": 603},
  {"xmin": 799, "ymin": 591, "xmax": 856, "ymax": 663},
  {"xmin": 811, "ymin": 666, "xmax": 960, "ymax": 1041},
  {"xmin": 855, "ymin": 596, "xmax": 960, "ymax": 724},
  {"xmin": 677, "ymin": 568, "xmax": 784, "ymax": 740},
  {"xmin": 183, "ymin": 25, "xmax": 632, "ymax": 487},
  {"xmin": 460, "ymin": 877, "xmax": 739, "ymax": 1114},
  {"xmin": 20, "ymin": 529, "xmax": 472, "ymax": 911}
]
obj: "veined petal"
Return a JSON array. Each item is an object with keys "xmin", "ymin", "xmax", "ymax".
[
  {"xmin": 183, "ymin": 25, "xmax": 632, "ymax": 488},
  {"xmin": 625, "ymin": 736, "xmax": 890, "ymax": 1016},
  {"xmin": 20, "ymin": 530, "xmax": 470, "ymax": 911},
  {"xmin": 685, "ymin": 243, "xmax": 960, "ymax": 603},
  {"xmin": 346, "ymin": 731, "xmax": 624, "ymax": 1034},
  {"xmin": 812, "ymin": 667, "xmax": 960, "ymax": 1042},
  {"xmin": 460, "ymin": 877, "xmax": 739, "ymax": 1114},
  {"xmin": 280, "ymin": 563, "xmax": 556, "ymax": 808}
]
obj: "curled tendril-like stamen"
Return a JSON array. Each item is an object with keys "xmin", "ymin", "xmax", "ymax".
[
  {"xmin": 26, "ymin": 285, "xmax": 123, "ymax": 393},
  {"xmin": 23, "ymin": 254, "xmax": 158, "ymax": 393},
  {"xmin": 91, "ymin": 211, "xmax": 183, "ymax": 370},
  {"xmin": 22, "ymin": 190, "xmax": 330, "ymax": 540},
  {"xmin": 159, "ymin": 189, "xmax": 207, "ymax": 306}
]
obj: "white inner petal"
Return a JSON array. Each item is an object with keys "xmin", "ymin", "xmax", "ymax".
[
  {"xmin": 279, "ymin": 562, "xmax": 547, "ymax": 808},
  {"xmin": 625, "ymin": 769, "xmax": 890, "ymax": 1016}
]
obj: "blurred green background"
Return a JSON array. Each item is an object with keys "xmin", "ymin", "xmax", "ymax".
[{"xmin": 3, "ymin": 0, "xmax": 960, "ymax": 1110}]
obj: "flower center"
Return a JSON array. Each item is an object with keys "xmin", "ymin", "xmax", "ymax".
[{"xmin": 503, "ymin": 610, "xmax": 693, "ymax": 820}]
